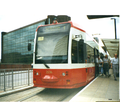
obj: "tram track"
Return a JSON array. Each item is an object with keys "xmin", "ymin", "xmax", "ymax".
[
  {"xmin": 17, "ymin": 91, "xmax": 41, "ymax": 102},
  {"xmin": 0, "ymin": 86, "xmax": 84, "ymax": 102},
  {"xmin": 17, "ymin": 87, "xmax": 84, "ymax": 102},
  {"xmin": 0, "ymin": 87, "xmax": 44, "ymax": 101}
]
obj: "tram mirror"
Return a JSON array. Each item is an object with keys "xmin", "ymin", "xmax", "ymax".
[{"xmin": 28, "ymin": 43, "xmax": 31, "ymax": 51}]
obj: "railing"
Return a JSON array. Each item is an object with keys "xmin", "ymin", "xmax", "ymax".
[{"xmin": 0, "ymin": 68, "xmax": 33, "ymax": 93}]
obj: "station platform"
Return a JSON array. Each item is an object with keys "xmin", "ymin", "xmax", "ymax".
[{"xmin": 70, "ymin": 75, "xmax": 119, "ymax": 102}]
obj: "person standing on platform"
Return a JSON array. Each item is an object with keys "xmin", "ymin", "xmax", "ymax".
[
  {"xmin": 111, "ymin": 54, "xmax": 119, "ymax": 81},
  {"xmin": 98, "ymin": 57, "xmax": 103, "ymax": 76},
  {"xmin": 103, "ymin": 55, "xmax": 110, "ymax": 77},
  {"xmin": 95, "ymin": 55, "xmax": 99, "ymax": 77}
]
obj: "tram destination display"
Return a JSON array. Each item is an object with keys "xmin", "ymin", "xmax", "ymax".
[{"xmin": 37, "ymin": 23, "xmax": 70, "ymax": 35}]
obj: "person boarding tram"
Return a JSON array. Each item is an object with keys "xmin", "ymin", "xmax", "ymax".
[
  {"xmin": 98, "ymin": 57, "xmax": 103, "ymax": 76},
  {"xmin": 95, "ymin": 55, "xmax": 99, "ymax": 76}
]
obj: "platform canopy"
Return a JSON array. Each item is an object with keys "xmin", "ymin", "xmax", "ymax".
[{"xmin": 102, "ymin": 39, "xmax": 119, "ymax": 58}]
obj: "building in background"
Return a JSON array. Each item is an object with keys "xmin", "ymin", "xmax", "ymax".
[
  {"xmin": 1, "ymin": 20, "xmax": 45, "ymax": 64},
  {"xmin": 0, "ymin": 15, "xmax": 71, "ymax": 68}
]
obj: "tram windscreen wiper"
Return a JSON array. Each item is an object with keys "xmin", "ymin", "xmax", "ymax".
[
  {"xmin": 36, "ymin": 56, "xmax": 50, "ymax": 69},
  {"xmin": 44, "ymin": 63, "xmax": 50, "ymax": 69}
]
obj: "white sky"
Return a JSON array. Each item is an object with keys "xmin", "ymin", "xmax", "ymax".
[{"xmin": 0, "ymin": 0, "xmax": 120, "ymax": 60}]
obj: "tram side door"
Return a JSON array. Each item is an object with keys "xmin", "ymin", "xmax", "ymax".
[
  {"xmin": 94, "ymin": 48, "xmax": 99, "ymax": 77},
  {"xmin": 78, "ymin": 39, "xmax": 89, "ymax": 82}
]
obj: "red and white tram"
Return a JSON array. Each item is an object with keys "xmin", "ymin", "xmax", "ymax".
[{"xmin": 33, "ymin": 20, "xmax": 100, "ymax": 89}]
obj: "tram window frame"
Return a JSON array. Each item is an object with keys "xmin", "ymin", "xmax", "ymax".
[{"xmin": 35, "ymin": 23, "xmax": 71, "ymax": 64}]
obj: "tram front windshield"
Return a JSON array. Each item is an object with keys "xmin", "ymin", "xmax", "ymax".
[{"xmin": 35, "ymin": 23, "xmax": 70, "ymax": 63}]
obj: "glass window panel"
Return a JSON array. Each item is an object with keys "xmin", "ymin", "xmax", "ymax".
[
  {"xmin": 86, "ymin": 44, "xmax": 94, "ymax": 63},
  {"xmin": 2, "ymin": 21, "xmax": 46, "ymax": 63},
  {"xmin": 72, "ymin": 40, "xmax": 78, "ymax": 63}
]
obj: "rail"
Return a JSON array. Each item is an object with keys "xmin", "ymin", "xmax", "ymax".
[{"xmin": 0, "ymin": 68, "xmax": 33, "ymax": 93}]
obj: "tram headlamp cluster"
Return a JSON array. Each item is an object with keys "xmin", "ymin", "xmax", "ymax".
[
  {"xmin": 62, "ymin": 73, "xmax": 66, "ymax": 76},
  {"xmin": 62, "ymin": 71, "xmax": 69, "ymax": 76}
]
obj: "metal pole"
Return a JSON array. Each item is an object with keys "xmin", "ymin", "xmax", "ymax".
[
  {"xmin": 114, "ymin": 18, "xmax": 117, "ymax": 39},
  {"xmin": 28, "ymin": 69, "xmax": 30, "ymax": 86},
  {"xmin": 12, "ymin": 69, "xmax": 14, "ymax": 90},
  {"xmin": 111, "ymin": 18, "xmax": 117, "ymax": 39},
  {"xmin": 4, "ymin": 69, "xmax": 6, "ymax": 91}
]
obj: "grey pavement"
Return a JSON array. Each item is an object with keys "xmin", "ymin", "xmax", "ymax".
[{"xmin": 70, "ymin": 75, "xmax": 119, "ymax": 102}]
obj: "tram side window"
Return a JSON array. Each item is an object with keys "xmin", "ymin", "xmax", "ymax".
[
  {"xmin": 72, "ymin": 40, "xmax": 78, "ymax": 63},
  {"xmin": 86, "ymin": 44, "xmax": 94, "ymax": 63},
  {"xmin": 79, "ymin": 39, "xmax": 84, "ymax": 63}
]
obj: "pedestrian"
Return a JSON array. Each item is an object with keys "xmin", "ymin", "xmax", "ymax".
[
  {"xmin": 111, "ymin": 54, "xmax": 119, "ymax": 81},
  {"xmin": 103, "ymin": 55, "xmax": 110, "ymax": 77},
  {"xmin": 98, "ymin": 57, "xmax": 103, "ymax": 76},
  {"xmin": 95, "ymin": 55, "xmax": 99, "ymax": 77}
]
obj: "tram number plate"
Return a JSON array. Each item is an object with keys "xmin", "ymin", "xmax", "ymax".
[{"xmin": 46, "ymin": 71, "xmax": 53, "ymax": 74}]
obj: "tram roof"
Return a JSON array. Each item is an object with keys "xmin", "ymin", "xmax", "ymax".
[
  {"xmin": 101, "ymin": 39, "xmax": 119, "ymax": 58},
  {"xmin": 36, "ymin": 21, "xmax": 86, "ymax": 33}
]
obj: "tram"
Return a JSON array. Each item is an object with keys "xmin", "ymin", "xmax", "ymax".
[{"xmin": 33, "ymin": 20, "xmax": 100, "ymax": 89}]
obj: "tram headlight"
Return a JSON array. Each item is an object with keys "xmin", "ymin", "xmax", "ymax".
[
  {"xmin": 62, "ymin": 73, "xmax": 65, "ymax": 76},
  {"xmin": 36, "ymin": 72, "xmax": 39, "ymax": 75}
]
